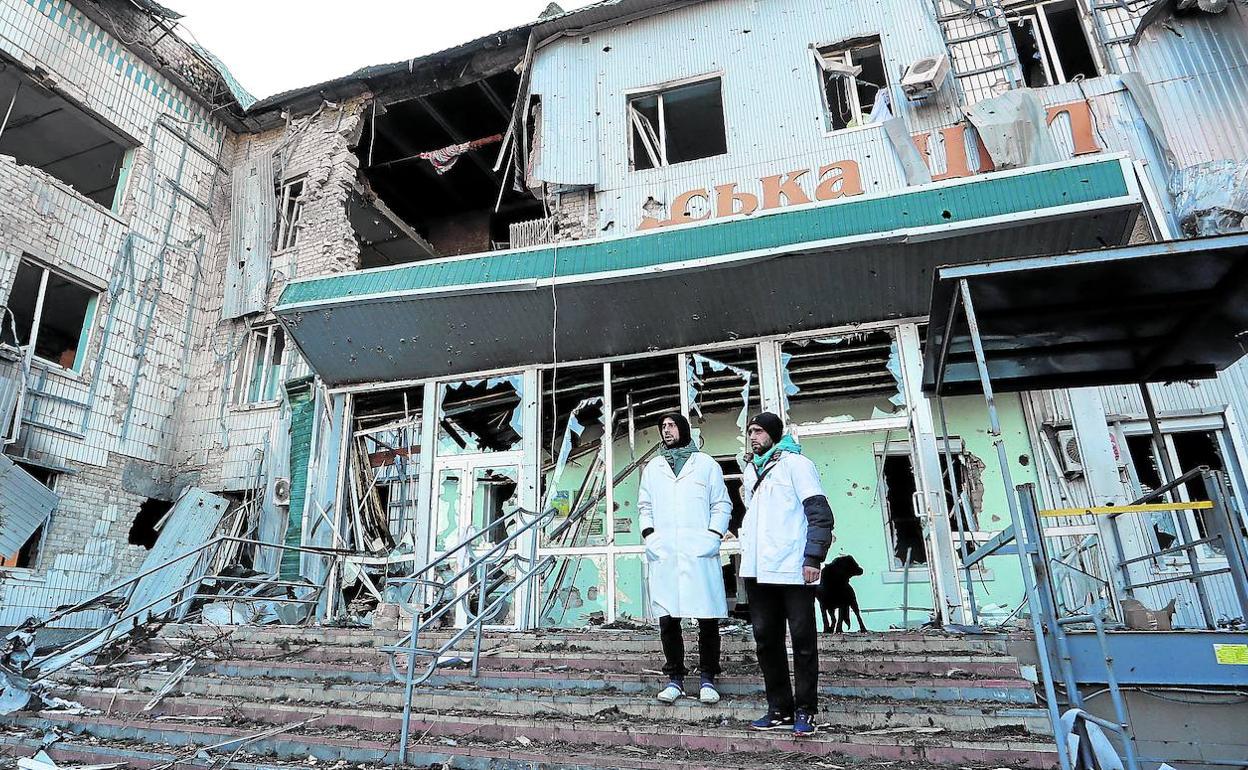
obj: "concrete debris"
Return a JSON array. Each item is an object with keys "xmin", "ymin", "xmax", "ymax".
[{"xmin": 16, "ymin": 749, "xmax": 125, "ymax": 770}]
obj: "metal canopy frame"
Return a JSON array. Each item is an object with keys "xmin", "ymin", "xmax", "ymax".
[{"xmin": 924, "ymin": 234, "xmax": 1248, "ymax": 770}]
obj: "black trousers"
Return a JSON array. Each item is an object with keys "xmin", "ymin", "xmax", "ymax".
[
  {"xmin": 658, "ymin": 615, "xmax": 721, "ymax": 681},
  {"xmin": 746, "ymin": 578, "xmax": 819, "ymax": 714}
]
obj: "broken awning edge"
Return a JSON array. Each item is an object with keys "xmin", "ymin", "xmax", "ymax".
[
  {"xmin": 923, "ymin": 232, "xmax": 1248, "ymax": 396},
  {"xmin": 275, "ymin": 154, "xmax": 1141, "ymax": 314}
]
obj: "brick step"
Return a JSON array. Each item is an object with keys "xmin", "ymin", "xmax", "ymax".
[
  {"xmin": 92, "ymin": 658, "xmax": 1038, "ymax": 704},
  {"xmin": 4, "ymin": 705, "xmax": 1059, "ymax": 768},
  {"xmin": 153, "ymin": 624, "xmax": 1018, "ymax": 656},
  {"xmin": 0, "ymin": 728, "xmax": 1053, "ymax": 770},
  {"xmin": 109, "ymin": 673, "xmax": 1052, "ymax": 734},
  {"xmin": 126, "ymin": 644, "xmax": 1024, "ymax": 679}
]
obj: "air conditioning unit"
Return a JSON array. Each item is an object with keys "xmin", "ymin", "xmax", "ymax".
[
  {"xmin": 273, "ymin": 477, "xmax": 292, "ymax": 506},
  {"xmin": 901, "ymin": 54, "xmax": 950, "ymax": 100},
  {"xmin": 1054, "ymin": 429, "xmax": 1083, "ymax": 475}
]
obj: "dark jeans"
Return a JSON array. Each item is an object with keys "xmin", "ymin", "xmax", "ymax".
[
  {"xmin": 658, "ymin": 615, "xmax": 721, "ymax": 681},
  {"xmin": 746, "ymin": 578, "xmax": 819, "ymax": 715}
]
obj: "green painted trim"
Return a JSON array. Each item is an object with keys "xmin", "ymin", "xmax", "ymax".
[
  {"xmin": 281, "ymin": 381, "xmax": 316, "ymax": 581},
  {"xmin": 277, "ymin": 158, "xmax": 1130, "ymax": 308},
  {"xmin": 72, "ymin": 293, "xmax": 98, "ymax": 374}
]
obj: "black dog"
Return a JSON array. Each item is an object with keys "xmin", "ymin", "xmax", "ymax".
[{"xmin": 817, "ymin": 555, "xmax": 866, "ymax": 633}]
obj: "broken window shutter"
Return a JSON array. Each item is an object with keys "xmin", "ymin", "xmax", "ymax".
[
  {"xmin": 629, "ymin": 104, "xmax": 662, "ymax": 169},
  {"xmin": 0, "ymin": 454, "xmax": 59, "ymax": 557},
  {"xmin": 224, "ymin": 151, "xmax": 277, "ymax": 320}
]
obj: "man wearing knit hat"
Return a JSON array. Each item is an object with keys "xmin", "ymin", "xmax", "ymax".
[
  {"xmin": 638, "ymin": 413, "xmax": 733, "ymax": 706},
  {"xmin": 740, "ymin": 411, "xmax": 834, "ymax": 737}
]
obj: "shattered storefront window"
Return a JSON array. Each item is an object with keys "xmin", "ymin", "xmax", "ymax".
[
  {"xmin": 687, "ymin": 346, "xmax": 761, "ymax": 457},
  {"xmin": 781, "ymin": 329, "xmax": 906, "ymax": 425},
  {"xmin": 437, "ymin": 376, "xmax": 526, "ymax": 455},
  {"xmin": 540, "ymin": 366, "xmax": 608, "ymax": 548},
  {"xmin": 609, "ymin": 356, "xmax": 683, "ymax": 547}
]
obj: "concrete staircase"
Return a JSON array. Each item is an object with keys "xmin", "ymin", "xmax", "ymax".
[{"xmin": 1, "ymin": 624, "xmax": 1059, "ymax": 770}]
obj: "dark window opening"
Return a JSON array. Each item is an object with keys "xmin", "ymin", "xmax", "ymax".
[
  {"xmin": 819, "ymin": 39, "xmax": 889, "ymax": 131},
  {"xmin": 352, "ymin": 65, "xmax": 544, "ymax": 260},
  {"xmin": 1171, "ymin": 430, "xmax": 1227, "ymax": 546},
  {"xmin": 3, "ymin": 258, "xmax": 98, "ymax": 372},
  {"xmin": 883, "ymin": 455, "xmax": 927, "ymax": 567},
  {"xmin": 1009, "ymin": 1, "xmax": 1098, "ymax": 87},
  {"xmin": 129, "ymin": 498, "xmax": 173, "ymax": 549},
  {"xmin": 0, "ymin": 57, "xmax": 130, "ymax": 210},
  {"xmin": 628, "ymin": 78, "xmax": 727, "ymax": 170},
  {"xmin": 274, "ymin": 176, "xmax": 305, "ymax": 251},
  {"xmin": 438, "ymin": 378, "xmax": 524, "ymax": 453}
]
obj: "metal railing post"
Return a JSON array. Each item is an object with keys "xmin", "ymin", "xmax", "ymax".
[{"xmin": 956, "ymin": 279, "xmax": 1074, "ymax": 770}]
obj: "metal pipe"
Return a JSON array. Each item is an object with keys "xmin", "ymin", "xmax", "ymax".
[
  {"xmin": 957, "ymin": 279, "xmax": 1073, "ymax": 770},
  {"xmin": 1139, "ymin": 383, "xmax": 1216, "ymax": 627},
  {"xmin": 1090, "ymin": 609, "xmax": 1142, "ymax": 770}
]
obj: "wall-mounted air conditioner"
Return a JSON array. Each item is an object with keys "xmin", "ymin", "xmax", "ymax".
[{"xmin": 901, "ymin": 54, "xmax": 950, "ymax": 100}]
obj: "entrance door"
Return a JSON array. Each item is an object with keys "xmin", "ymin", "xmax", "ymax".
[
  {"xmin": 797, "ymin": 426, "xmax": 939, "ymax": 630},
  {"xmin": 430, "ymin": 453, "xmax": 527, "ymax": 629}
]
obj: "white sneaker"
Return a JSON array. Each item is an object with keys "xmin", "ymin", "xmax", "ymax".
[
  {"xmin": 699, "ymin": 682, "xmax": 721, "ymax": 705},
  {"xmin": 657, "ymin": 682, "xmax": 684, "ymax": 703}
]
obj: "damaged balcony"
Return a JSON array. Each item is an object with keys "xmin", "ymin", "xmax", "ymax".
[{"xmin": 275, "ymin": 154, "xmax": 1143, "ymax": 387}]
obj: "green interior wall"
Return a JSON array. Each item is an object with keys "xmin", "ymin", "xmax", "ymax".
[{"xmin": 282, "ymin": 381, "xmax": 315, "ymax": 581}]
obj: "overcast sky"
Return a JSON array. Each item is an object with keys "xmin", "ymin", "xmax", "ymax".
[{"xmin": 166, "ymin": 1, "xmax": 599, "ymax": 100}]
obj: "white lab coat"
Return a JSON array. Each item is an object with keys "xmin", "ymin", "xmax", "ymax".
[
  {"xmin": 637, "ymin": 452, "xmax": 733, "ymax": 619},
  {"xmin": 740, "ymin": 452, "xmax": 825, "ymax": 585}
]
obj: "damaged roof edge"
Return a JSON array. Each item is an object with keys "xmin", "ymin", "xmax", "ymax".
[{"xmin": 243, "ymin": 0, "xmax": 701, "ymax": 121}]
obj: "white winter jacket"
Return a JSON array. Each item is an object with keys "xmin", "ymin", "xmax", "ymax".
[{"xmin": 638, "ymin": 452, "xmax": 733, "ymax": 619}]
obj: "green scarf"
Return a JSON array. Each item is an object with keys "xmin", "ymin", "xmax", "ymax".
[
  {"xmin": 661, "ymin": 442, "xmax": 698, "ymax": 476},
  {"xmin": 751, "ymin": 434, "xmax": 803, "ymax": 471}
]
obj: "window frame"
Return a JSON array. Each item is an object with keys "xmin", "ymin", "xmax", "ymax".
[
  {"xmin": 1, "ymin": 464, "xmax": 57, "ymax": 572},
  {"xmin": 1007, "ymin": 0, "xmax": 1101, "ymax": 87},
  {"xmin": 2, "ymin": 257, "xmax": 100, "ymax": 376},
  {"xmin": 626, "ymin": 74, "xmax": 728, "ymax": 171},
  {"xmin": 275, "ymin": 175, "xmax": 306, "ymax": 252},
  {"xmin": 232, "ymin": 323, "xmax": 287, "ymax": 407},
  {"xmin": 815, "ymin": 37, "xmax": 890, "ymax": 135}
]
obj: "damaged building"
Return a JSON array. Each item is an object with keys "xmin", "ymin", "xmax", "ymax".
[{"xmin": 2, "ymin": 0, "xmax": 1248, "ymax": 768}]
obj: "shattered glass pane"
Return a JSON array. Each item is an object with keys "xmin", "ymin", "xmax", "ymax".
[
  {"xmin": 433, "ymin": 469, "xmax": 461, "ymax": 552},
  {"xmin": 538, "ymin": 555, "xmax": 608, "ymax": 628},
  {"xmin": 780, "ymin": 330, "xmax": 906, "ymax": 424},
  {"xmin": 688, "ymin": 346, "xmax": 761, "ymax": 458},
  {"xmin": 437, "ymin": 375, "xmax": 525, "ymax": 455},
  {"xmin": 471, "ymin": 466, "xmax": 519, "ymax": 545},
  {"xmin": 613, "ymin": 553, "xmax": 648, "ymax": 622}
]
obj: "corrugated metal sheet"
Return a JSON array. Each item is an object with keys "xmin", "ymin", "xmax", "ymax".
[
  {"xmin": 529, "ymin": 0, "xmax": 962, "ymax": 226},
  {"xmin": 278, "ymin": 157, "xmax": 1131, "ymax": 307},
  {"xmin": 223, "ymin": 150, "xmax": 276, "ymax": 320},
  {"xmin": 282, "ymin": 382, "xmax": 315, "ymax": 581},
  {"xmin": 116, "ymin": 487, "xmax": 230, "ymax": 631},
  {"xmin": 0, "ymin": 453, "xmax": 58, "ymax": 555},
  {"xmin": 1131, "ymin": 11, "xmax": 1248, "ymax": 167}
]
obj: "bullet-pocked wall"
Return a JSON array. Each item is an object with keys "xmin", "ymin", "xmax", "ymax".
[{"xmin": 0, "ymin": 0, "xmax": 234, "ymax": 625}]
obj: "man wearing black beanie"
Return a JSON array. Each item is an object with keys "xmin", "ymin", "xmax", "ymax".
[{"xmin": 739, "ymin": 411, "xmax": 834, "ymax": 737}]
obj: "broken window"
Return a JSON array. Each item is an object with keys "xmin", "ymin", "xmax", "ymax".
[
  {"xmin": 275, "ymin": 176, "xmax": 305, "ymax": 251},
  {"xmin": 1126, "ymin": 426, "xmax": 1241, "ymax": 556},
  {"xmin": 232, "ymin": 325, "xmax": 286, "ymax": 404},
  {"xmin": 352, "ymin": 386, "xmax": 424, "ymax": 546},
  {"xmin": 628, "ymin": 77, "xmax": 728, "ymax": 171},
  {"xmin": 818, "ymin": 39, "xmax": 890, "ymax": 131},
  {"xmin": 437, "ymin": 375, "xmax": 525, "ymax": 455},
  {"xmin": 1008, "ymin": 0, "xmax": 1099, "ymax": 87},
  {"xmin": 0, "ymin": 57, "xmax": 132, "ymax": 210},
  {"xmin": 2, "ymin": 258, "xmax": 99, "ymax": 373},
  {"xmin": 879, "ymin": 441, "xmax": 980, "ymax": 570},
  {"xmin": 780, "ymin": 329, "xmax": 907, "ymax": 425},
  {"xmin": 539, "ymin": 554, "xmax": 609, "ymax": 627},
  {"xmin": 541, "ymin": 366, "xmax": 608, "ymax": 548},
  {"xmin": 1, "ymin": 463, "xmax": 56, "ymax": 569},
  {"xmin": 688, "ymin": 347, "xmax": 762, "ymax": 457},
  {"xmin": 129, "ymin": 498, "xmax": 173, "ymax": 550},
  {"xmin": 609, "ymin": 356, "xmax": 684, "ymax": 546}
]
